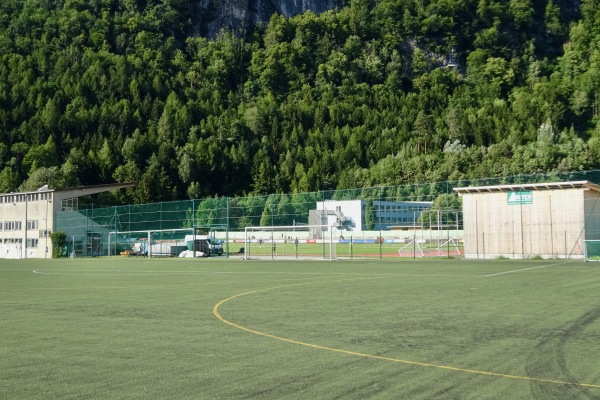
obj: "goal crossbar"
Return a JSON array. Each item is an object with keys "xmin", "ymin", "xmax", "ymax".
[{"xmin": 244, "ymin": 225, "xmax": 336, "ymax": 261}]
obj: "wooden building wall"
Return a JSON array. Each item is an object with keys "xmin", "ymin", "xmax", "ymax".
[{"xmin": 461, "ymin": 188, "xmax": 588, "ymax": 259}]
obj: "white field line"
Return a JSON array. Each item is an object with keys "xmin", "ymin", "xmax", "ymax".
[
  {"xmin": 484, "ymin": 261, "xmax": 571, "ymax": 277},
  {"xmin": 31, "ymin": 269, "xmax": 477, "ymax": 278}
]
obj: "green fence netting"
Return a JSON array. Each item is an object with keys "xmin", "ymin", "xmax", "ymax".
[{"xmin": 54, "ymin": 169, "xmax": 600, "ymax": 258}]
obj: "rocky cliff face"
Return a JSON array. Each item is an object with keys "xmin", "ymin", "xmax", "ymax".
[{"xmin": 199, "ymin": 0, "xmax": 338, "ymax": 37}]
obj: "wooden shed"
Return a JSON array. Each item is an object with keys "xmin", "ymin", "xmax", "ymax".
[{"xmin": 454, "ymin": 181, "xmax": 600, "ymax": 259}]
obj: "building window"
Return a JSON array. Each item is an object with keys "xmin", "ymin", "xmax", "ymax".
[
  {"xmin": 62, "ymin": 198, "xmax": 78, "ymax": 212},
  {"xmin": 14, "ymin": 221, "xmax": 22, "ymax": 230},
  {"xmin": 0, "ymin": 222, "xmax": 2, "ymax": 230},
  {"xmin": 27, "ymin": 220, "xmax": 39, "ymax": 230},
  {"xmin": 26, "ymin": 238, "xmax": 39, "ymax": 248},
  {"xmin": 40, "ymin": 229, "xmax": 52, "ymax": 238}
]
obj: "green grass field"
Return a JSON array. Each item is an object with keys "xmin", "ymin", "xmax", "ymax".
[
  {"xmin": 242, "ymin": 240, "xmax": 462, "ymax": 258},
  {"xmin": 1, "ymin": 257, "xmax": 599, "ymax": 399}
]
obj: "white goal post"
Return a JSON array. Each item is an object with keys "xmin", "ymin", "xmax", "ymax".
[
  {"xmin": 243, "ymin": 225, "xmax": 337, "ymax": 261},
  {"xmin": 584, "ymin": 240, "xmax": 600, "ymax": 262},
  {"xmin": 107, "ymin": 228, "xmax": 194, "ymax": 257}
]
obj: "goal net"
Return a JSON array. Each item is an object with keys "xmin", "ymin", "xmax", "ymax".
[
  {"xmin": 584, "ymin": 240, "xmax": 600, "ymax": 262},
  {"xmin": 106, "ymin": 226, "xmax": 228, "ymax": 258},
  {"xmin": 243, "ymin": 225, "xmax": 337, "ymax": 260},
  {"xmin": 107, "ymin": 228, "xmax": 193, "ymax": 257}
]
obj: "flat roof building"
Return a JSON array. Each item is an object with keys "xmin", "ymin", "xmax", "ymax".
[
  {"xmin": 454, "ymin": 181, "xmax": 600, "ymax": 259},
  {"xmin": 0, "ymin": 183, "xmax": 134, "ymax": 259},
  {"xmin": 311, "ymin": 199, "xmax": 432, "ymax": 232}
]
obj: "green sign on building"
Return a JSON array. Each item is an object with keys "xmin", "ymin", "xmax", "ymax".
[{"xmin": 507, "ymin": 191, "xmax": 533, "ymax": 205}]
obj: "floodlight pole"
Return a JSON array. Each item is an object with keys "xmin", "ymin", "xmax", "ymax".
[
  {"xmin": 226, "ymin": 197, "xmax": 230, "ymax": 258},
  {"xmin": 271, "ymin": 229, "xmax": 274, "ymax": 260},
  {"xmin": 24, "ymin": 194, "xmax": 28, "ymax": 259},
  {"xmin": 330, "ymin": 226, "xmax": 333, "ymax": 261},
  {"xmin": 378, "ymin": 201, "xmax": 383, "ymax": 260},
  {"xmin": 114, "ymin": 206, "xmax": 118, "ymax": 257},
  {"xmin": 1, "ymin": 197, "xmax": 4, "ymax": 245}
]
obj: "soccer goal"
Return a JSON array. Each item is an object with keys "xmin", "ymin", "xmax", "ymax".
[
  {"xmin": 584, "ymin": 240, "xmax": 600, "ymax": 262},
  {"xmin": 107, "ymin": 228, "xmax": 193, "ymax": 257},
  {"xmin": 243, "ymin": 225, "xmax": 337, "ymax": 260}
]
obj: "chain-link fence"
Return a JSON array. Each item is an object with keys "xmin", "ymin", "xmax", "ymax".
[{"xmin": 54, "ymin": 170, "xmax": 600, "ymax": 259}]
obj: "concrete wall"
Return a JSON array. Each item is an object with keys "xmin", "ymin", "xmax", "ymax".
[{"xmin": 316, "ymin": 200, "xmax": 363, "ymax": 230}]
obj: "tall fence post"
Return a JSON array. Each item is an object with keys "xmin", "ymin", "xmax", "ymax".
[
  {"xmin": 226, "ymin": 197, "xmax": 230, "ymax": 258},
  {"xmin": 114, "ymin": 206, "xmax": 118, "ymax": 257},
  {"xmin": 483, "ymin": 232, "xmax": 485, "ymax": 260}
]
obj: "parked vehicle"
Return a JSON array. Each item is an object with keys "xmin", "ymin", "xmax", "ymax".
[
  {"xmin": 184, "ymin": 235, "xmax": 223, "ymax": 256},
  {"xmin": 209, "ymin": 239, "xmax": 223, "ymax": 256}
]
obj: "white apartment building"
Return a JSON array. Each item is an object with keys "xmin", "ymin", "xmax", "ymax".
[
  {"xmin": 312, "ymin": 199, "xmax": 433, "ymax": 231},
  {"xmin": 0, "ymin": 183, "xmax": 134, "ymax": 259}
]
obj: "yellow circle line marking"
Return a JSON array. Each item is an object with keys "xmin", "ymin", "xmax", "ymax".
[{"xmin": 213, "ymin": 280, "xmax": 600, "ymax": 389}]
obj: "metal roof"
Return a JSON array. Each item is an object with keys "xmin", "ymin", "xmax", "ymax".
[
  {"xmin": 453, "ymin": 180, "xmax": 600, "ymax": 194},
  {"xmin": 55, "ymin": 182, "xmax": 136, "ymax": 196},
  {"xmin": 1, "ymin": 182, "xmax": 135, "ymax": 197}
]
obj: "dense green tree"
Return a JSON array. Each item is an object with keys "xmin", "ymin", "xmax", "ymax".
[
  {"xmin": 0, "ymin": 166, "xmax": 19, "ymax": 193},
  {"xmin": 0, "ymin": 0, "xmax": 599, "ymax": 204},
  {"xmin": 364, "ymin": 199, "xmax": 376, "ymax": 230}
]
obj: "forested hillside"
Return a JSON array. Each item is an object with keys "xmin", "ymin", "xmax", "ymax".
[{"xmin": 1, "ymin": 0, "xmax": 599, "ymax": 204}]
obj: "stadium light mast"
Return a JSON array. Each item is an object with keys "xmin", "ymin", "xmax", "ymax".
[
  {"xmin": 24, "ymin": 194, "xmax": 28, "ymax": 259},
  {"xmin": 1, "ymin": 196, "xmax": 4, "ymax": 245},
  {"xmin": 45, "ymin": 197, "xmax": 51, "ymax": 258}
]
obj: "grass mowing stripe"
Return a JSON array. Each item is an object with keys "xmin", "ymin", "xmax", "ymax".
[
  {"xmin": 484, "ymin": 261, "xmax": 572, "ymax": 277},
  {"xmin": 213, "ymin": 278, "xmax": 600, "ymax": 390},
  {"xmin": 0, "ymin": 277, "xmax": 332, "ymax": 291}
]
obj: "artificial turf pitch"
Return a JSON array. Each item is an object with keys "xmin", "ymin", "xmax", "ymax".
[{"xmin": 1, "ymin": 257, "xmax": 599, "ymax": 399}]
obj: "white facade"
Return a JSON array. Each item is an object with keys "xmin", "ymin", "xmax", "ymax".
[
  {"xmin": 1, "ymin": 183, "xmax": 134, "ymax": 259},
  {"xmin": 314, "ymin": 199, "xmax": 432, "ymax": 231},
  {"xmin": 0, "ymin": 189, "xmax": 54, "ymax": 259}
]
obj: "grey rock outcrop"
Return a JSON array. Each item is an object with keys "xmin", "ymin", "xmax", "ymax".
[{"xmin": 199, "ymin": 0, "xmax": 338, "ymax": 37}]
